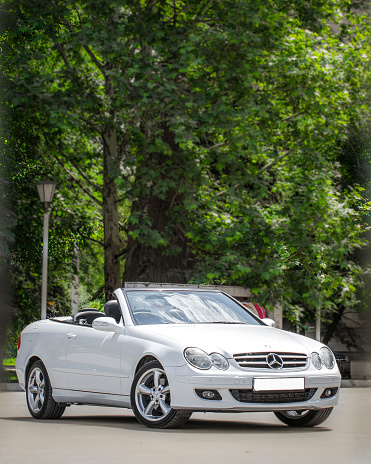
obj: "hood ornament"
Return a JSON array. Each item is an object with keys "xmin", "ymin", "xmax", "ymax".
[{"xmin": 266, "ymin": 353, "xmax": 284, "ymax": 369}]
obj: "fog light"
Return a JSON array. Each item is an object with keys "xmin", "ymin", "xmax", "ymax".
[
  {"xmin": 195, "ymin": 389, "xmax": 222, "ymax": 400},
  {"xmin": 320, "ymin": 387, "xmax": 338, "ymax": 399}
]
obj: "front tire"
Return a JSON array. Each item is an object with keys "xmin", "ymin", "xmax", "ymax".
[
  {"xmin": 131, "ymin": 361, "xmax": 192, "ymax": 429},
  {"xmin": 274, "ymin": 408, "xmax": 333, "ymax": 427},
  {"xmin": 26, "ymin": 360, "xmax": 65, "ymax": 420}
]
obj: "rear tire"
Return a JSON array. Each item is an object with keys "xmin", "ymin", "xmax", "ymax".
[
  {"xmin": 274, "ymin": 408, "xmax": 333, "ymax": 427},
  {"xmin": 131, "ymin": 361, "xmax": 192, "ymax": 429},
  {"xmin": 26, "ymin": 360, "xmax": 65, "ymax": 420}
]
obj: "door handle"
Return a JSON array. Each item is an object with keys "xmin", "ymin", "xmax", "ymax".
[{"xmin": 67, "ymin": 332, "xmax": 76, "ymax": 339}]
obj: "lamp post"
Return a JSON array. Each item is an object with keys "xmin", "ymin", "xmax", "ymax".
[{"xmin": 37, "ymin": 181, "xmax": 57, "ymax": 320}]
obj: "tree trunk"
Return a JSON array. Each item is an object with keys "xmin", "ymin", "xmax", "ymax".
[
  {"xmin": 123, "ymin": 121, "xmax": 194, "ymax": 284},
  {"xmin": 321, "ymin": 305, "xmax": 345, "ymax": 345},
  {"xmin": 102, "ymin": 128, "xmax": 121, "ymax": 301},
  {"xmin": 123, "ymin": 196, "xmax": 192, "ymax": 284}
]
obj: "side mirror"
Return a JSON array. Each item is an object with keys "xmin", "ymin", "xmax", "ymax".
[
  {"xmin": 92, "ymin": 317, "xmax": 121, "ymax": 333},
  {"xmin": 261, "ymin": 318, "xmax": 276, "ymax": 328}
]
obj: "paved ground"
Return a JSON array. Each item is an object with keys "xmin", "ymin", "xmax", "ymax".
[{"xmin": 0, "ymin": 389, "xmax": 370, "ymax": 464}]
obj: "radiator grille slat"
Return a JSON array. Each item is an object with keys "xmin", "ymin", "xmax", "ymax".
[{"xmin": 233, "ymin": 352, "xmax": 308, "ymax": 369}]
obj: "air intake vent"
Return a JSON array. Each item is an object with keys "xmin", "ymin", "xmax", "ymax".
[{"xmin": 230, "ymin": 388, "xmax": 316, "ymax": 403}]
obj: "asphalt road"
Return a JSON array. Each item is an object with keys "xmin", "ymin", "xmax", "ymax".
[{"xmin": 0, "ymin": 388, "xmax": 370, "ymax": 464}]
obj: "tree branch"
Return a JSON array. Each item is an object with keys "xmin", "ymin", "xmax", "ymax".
[
  {"xmin": 74, "ymin": 7, "xmax": 82, "ymax": 27},
  {"xmin": 51, "ymin": 152, "xmax": 103, "ymax": 206},
  {"xmin": 119, "ymin": 221, "xmax": 128, "ymax": 233},
  {"xmin": 40, "ymin": 126, "xmax": 103, "ymax": 204},
  {"xmin": 258, "ymin": 140, "xmax": 304, "ymax": 175},
  {"xmin": 114, "ymin": 247, "xmax": 129, "ymax": 259},
  {"xmin": 192, "ymin": 0, "xmax": 213, "ymax": 25},
  {"xmin": 78, "ymin": 114, "xmax": 102, "ymax": 135},
  {"xmin": 281, "ymin": 218, "xmax": 318, "ymax": 261},
  {"xmin": 282, "ymin": 236, "xmax": 313, "ymax": 261},
  {"xmin": 169, "ymin": 178, "xmax": 183, "ymax": 209},
  {"xmin": 282, "ymin": 111, "xmax": 307, "ymax": 122},
  {"xmin": 58, "ymin": 15, "xmax": 105, "ymax": 76},
  {"xmin": 82, "ymin": 44, "xmax": 106, "ymax": 75},
  {"xmin": 215, "ymin": 184, "xmax": 241, "ymax": 197},
  {"xmin": 208, "ymin": 142, "xmax": 227, "ymax": 150},
  {"xmin": 0, "ymin": 177, "xmax": 15, "ymax": 184},
  {"xmin": 79, "ymin": 230, "xmax": 104, "ymax": 247},
  {"xmin": 57, "ymin": 149, "xmax": 103, "ymax": 194},
  {"xmin": 55, "ymin": 43, "xmax": 73, "ymax": 71}
]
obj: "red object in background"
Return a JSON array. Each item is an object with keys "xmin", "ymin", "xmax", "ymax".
[
  {"xmin": 253, "ymin": 304, "xmax": 266, "ymax": 319},
  {"xmin": 242, "ymin": 303, "xmax": 266, "ymax": 319}
]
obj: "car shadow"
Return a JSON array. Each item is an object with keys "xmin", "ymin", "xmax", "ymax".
[{"xmin": 3, "ymin": 415, "xmax": 331, "ymax": 434}]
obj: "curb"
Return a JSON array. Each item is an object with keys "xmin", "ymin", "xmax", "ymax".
[
  {"xmin": 341, "ymin": 379, "xmax": 371, "ymax": 388},
  {"xmin": 0, "ymin": 383, "xmax": 23, "ymax": 392}
]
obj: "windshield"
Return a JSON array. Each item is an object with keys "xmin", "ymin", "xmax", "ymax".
[{"xmin": 124, "ymin": 290, "xmax": 262, "ymax": 326}]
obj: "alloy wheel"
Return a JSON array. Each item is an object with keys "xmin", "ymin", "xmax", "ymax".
[
  {"xmin": 27, "ymin": 366, "xmax": 45, "ymax": 413},
  {"xmin": 135, "ymin": 367, "xmax": 171, "ymax": 422}
]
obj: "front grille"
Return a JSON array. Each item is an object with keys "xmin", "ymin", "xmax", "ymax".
[
  {"xmin": 233, "ymin": 352, "xmax": 308, "ymax": 369},
  {"xmin": 230, "ymin": 388, "xmax": 317, "ymax": 403}
]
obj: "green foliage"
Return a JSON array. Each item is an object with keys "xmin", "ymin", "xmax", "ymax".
[
  {"xmin": 3, "ymin": 358, "xmax": 15, "ymax": 365},
  {"xmin": 78, "ymin": 298, "xmax": 105, "ymax": 312},
  {"xmin": 1, "ymin": 0, "xmax": 371, "ymax": 339}
]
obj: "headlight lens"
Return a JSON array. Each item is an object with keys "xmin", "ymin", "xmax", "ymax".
[
  {"xmin": 210, "ymin": 352, "xmax": 229, "ymax": 370},
  {"xmin": 184, "ymin": 348, "xmax": 212, "ymax": 370},
  {"xmin": 184, "ymin": 348, "xmax": 229, "ymax": 370},
  {"xmin": 320, "ymin": 347, "xmax": 335, "ymax": 369},
  {"xmin": 311, "ymin": 352, "xmax": 322, "ymax": 370}
]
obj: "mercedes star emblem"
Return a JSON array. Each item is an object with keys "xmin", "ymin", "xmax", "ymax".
[{"xmin": 266, "ymin": 353, "xmax": 284, "ymax": 369}]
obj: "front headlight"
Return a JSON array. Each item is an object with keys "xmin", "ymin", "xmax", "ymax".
[
  {"xmin": 210, "ymin": 352, "xmax": 229, "ymax": 370},
  {"xmin": 320, "ymin": 347, "xmax": 335, "ymax": 369},
  {"xmin": 184, "ymin": 348, "xmax": 229, "ymax": 370},
  {"xmin": 311, "ymin": 352, "xmax": 322, "ymax": 370},
  {"xmin": 184, "ymin": 348, "xmax": 212, "ymax": 370}
]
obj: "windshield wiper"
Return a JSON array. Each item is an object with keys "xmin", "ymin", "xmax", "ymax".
[{"xmin": 196, "ymin": 321, "xmax": 246, "ymax": 324}]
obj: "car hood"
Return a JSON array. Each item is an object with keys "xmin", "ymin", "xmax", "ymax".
[{"xmin": 138, "ymin": 324, "xmax": 322, "ymax": 357}]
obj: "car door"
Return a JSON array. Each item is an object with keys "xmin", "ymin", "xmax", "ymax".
[{"xmin": 64, "ymin": 324, "xmax": 124, "ymax": 395}]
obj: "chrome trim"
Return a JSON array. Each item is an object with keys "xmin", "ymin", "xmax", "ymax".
[{"xmin": 234, "ymin": 352, "xmax": 308, "ymax": 370}]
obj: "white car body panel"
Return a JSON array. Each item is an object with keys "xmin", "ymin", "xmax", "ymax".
[
  {"xmin": 15, "ymin": 288, "xmax": 341, "ymax": 419},
  {"xmin": 64, "ymin": 326, "xmax": 123, "ymax": 394},
  {"xmin": 137, "ymin": 324, "xmax": 321, "ymax": 358}
]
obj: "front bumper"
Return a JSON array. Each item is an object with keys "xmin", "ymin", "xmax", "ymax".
[{"xmin": 166, "ymin": 364, "xmax": 341, "ymax": 412}]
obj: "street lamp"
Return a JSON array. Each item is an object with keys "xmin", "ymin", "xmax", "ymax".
[{"xmin": 37, "ymin": 181, "xmax": 57, "ymax": 320}]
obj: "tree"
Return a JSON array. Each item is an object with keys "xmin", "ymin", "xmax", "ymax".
[{"xmin": 2, "ymin": 0, "xmax": 370, "ymax": 332}]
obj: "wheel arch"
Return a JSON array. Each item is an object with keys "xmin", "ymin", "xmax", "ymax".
[
  {"xmin": 25, "ymin": 356, "xmax": 44, "ymax": 382},
  {"xmin": 135, "ymin": 355, "xmax": 163, "ymax": 374}
]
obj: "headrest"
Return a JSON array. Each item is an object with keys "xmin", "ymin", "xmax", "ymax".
[{"xmin": 104, "ymin": 300, "xmax": 122, "ymax": 324}]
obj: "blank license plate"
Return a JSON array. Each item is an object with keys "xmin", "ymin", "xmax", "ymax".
[{"xmin": 253, "ymin": 377, "xmax": 304, "ymax": 391}]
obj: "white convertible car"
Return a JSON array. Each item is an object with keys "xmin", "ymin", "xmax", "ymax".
[{"xmin": 15, "ymin": 288, "xmax": 341, "ymax": 428}]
